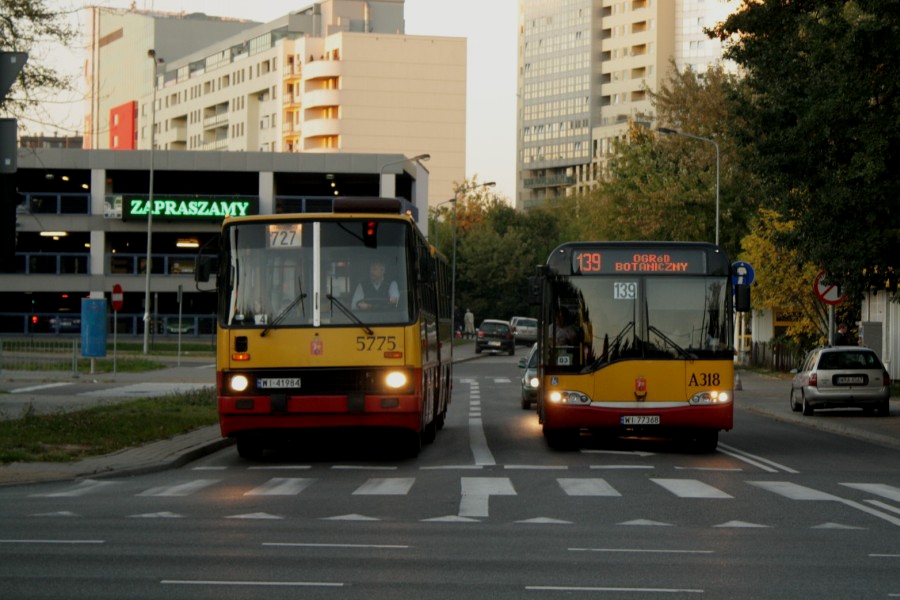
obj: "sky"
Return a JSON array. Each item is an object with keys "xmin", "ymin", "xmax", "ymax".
[{"xmin": 29, "ymin": 0, "xmax": 519, "ymax": 201}]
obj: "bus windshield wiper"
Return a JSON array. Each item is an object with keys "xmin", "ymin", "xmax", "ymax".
[
  {"xmin": 583, "ymin": 321, "xmax": 634, "ymax": 372},
  {"xmin": 648, "ymin": 325, "xmax": 697, "ymax": 359},
  {"xmin": 326, "ymin": 293, "xmax": 374, "ymax": 335},
  {"xmin": 261, "ymin": 285, "xmax": 307, "ymax": 337}
]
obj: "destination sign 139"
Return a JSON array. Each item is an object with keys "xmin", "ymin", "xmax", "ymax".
[{"xmin": 572, "ymin": 248, "xmax": 707, "ymax": 275}]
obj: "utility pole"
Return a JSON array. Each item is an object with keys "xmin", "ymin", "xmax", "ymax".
[{"xmin": 0, "ymin": 52, "xmax": 28, "ymax": 273}]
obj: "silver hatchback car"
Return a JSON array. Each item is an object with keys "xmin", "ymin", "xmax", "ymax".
[{"xmin": 790, "ymin": 346, "xmax": 891, "ymax": 416}]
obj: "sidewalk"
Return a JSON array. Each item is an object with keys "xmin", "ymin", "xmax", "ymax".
[{"xmin": 0, "ymin": 364, "xmax": 897, "ymax": 486}]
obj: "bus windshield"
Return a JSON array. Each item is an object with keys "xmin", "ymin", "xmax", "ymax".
[
  {"xmin": 547, "ymin": 275, "xmax": 733, "ymax": 371},
  {"xmin": 224, "ymin": 219, "xmax": 412, "ymax": 328}
]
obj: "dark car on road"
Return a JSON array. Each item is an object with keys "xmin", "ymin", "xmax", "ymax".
[
  {"xmin": 475, "ymin": 319, "xmax": 515, "ymax": 355},
  {"xmin": 790, "ymin": 346, "xmax": 891, "ymax": 416}
]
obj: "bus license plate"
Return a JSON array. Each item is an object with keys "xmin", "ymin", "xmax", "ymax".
[
  {"xmin": 258, "ymin": 378, "xmax": 301, "ymax": 389},
  {"xmin": 621, "ymin": 415, "xmax": 660, "ymax": 425}
]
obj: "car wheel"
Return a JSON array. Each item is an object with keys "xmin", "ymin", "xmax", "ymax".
[
  {"xmin": 878, "ymin": 399, "xmax": 891, "ymax": 416},
  {"xmin": 790, "ymin": 389, "xmax": 801, "ymax": 412},
  {"xmin": 508, "ymin": 346, "xmax": 515, "ymax": 356},
  {"xmin": 521, "ymin": 395, "xmax": 531, "ymax": 410},
  {"xmin": 475, "ymin": 346, "xmax": 482, "ymax": 354},
  {"xmin": 802, "ymin": 393, "xmax": 814, "ymax": 416}
]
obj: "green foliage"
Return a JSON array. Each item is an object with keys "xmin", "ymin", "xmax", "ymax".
[
  {"xmin": 740, "ymin": 208, "xmax": 828, "ymax": 342},
  {"xmin": 711, "ymin": 0, "xmax": 900, "ymax": 299},
  {"xmin": 0, "ymin": 0, "xmax": 76, "ymax": 114},
  {"xmin": 0, "ymin": 387, "xmax": 217, "ymax": 463},
  {"xmin": 577, "ymin": 64, "xmax": 761, "ymax": 259}
]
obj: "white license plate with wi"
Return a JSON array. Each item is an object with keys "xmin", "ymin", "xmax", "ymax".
[
  {"xmin": 258, "ymin": 378, "xmax": 302, "ymax": 389},
  {"xmin": 621, "ymin": 415, "xmax": 660, "ymax": 425}
]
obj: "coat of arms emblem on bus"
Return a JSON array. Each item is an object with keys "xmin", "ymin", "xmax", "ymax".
[{"xmin": 634, "ymin": 376, "xmax": 647, "ymax": 401}]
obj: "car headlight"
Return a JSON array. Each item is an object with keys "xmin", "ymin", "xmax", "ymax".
[{"xmin": 528, "ymin": 376, "xmax": 540, "ymax": 388}]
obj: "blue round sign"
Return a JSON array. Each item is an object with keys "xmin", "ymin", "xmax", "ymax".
[{"xmin": 732, "ymin": 261, "xmax": 754, "ymax": 286}]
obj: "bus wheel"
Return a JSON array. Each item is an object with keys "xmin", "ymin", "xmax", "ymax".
[
  {"xmin": 544, "ymin": 427, "xmax": 578, "ymax": 451},
  {"xmin": 406, "ymin": 430, "xmax": 422, "ymax": 458},
  {"xmin": 236, "ymin": 436, "xmax": 264, "ymax": 460},
  {"xmin": 692, "ymin": 430, "xmax": 718, "ymax": 453}
]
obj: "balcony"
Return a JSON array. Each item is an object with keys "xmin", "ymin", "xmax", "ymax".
[
  {"xmin": 301, "ymin": 118, "xmax": 341, "ymax": 138},
  {"xmin": 303, "ymin": 60, "xmax": 341, "ymax": 81},
  {"xmin": 303, "ymin": 88, "xmax": 341, "ymax": 109}
]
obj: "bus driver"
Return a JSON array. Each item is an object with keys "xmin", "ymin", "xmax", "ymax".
[{"xmin": 352, "ymin": 259, "xmax": 399, "ymax": 311}]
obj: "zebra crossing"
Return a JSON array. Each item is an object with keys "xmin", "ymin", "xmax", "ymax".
[{"xmin": 18, "ymin": 472, "xmax": 900, "ymax": 528}]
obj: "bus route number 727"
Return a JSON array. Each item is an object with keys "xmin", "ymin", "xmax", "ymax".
[{"xmin": 356, "ymin": 335, "xmax": 398, "ymax": 351}]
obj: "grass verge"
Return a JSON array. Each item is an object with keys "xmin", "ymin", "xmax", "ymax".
[{"xmin": 0, "ymin": 387, "xmax": 217, "ymax": 464}]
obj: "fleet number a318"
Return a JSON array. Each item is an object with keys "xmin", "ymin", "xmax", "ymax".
[{"xmin": 689, "ymin": 372, "xmax": 721, "ymax": 386}]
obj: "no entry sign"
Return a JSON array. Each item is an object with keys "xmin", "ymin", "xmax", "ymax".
[{"xmin": 111, "ymin": 283, "xmax": 124, "ymax": 311}]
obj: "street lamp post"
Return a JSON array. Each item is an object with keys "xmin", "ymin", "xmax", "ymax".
[
  {"xmin": 657, "ymin": 127, "xmax": 720, "ymax": 246},
  {"xmin": 143, "ymin": 49, "xmax": 163, "ymax": 354},
  {"xmin": 378, "ymin": 153, "xmax": 430, "ymax": 197},
  {"xmin": 444, "ymin": 181, "xmax": 495, "ymax": 335}
]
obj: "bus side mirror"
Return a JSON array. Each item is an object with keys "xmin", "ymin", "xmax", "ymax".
[
  {"xmin": 735, "ymin": 284, "xmax": 751, "ymax": 313},
  {"xmin": 194, "ymin": 255, "xmax": 218, "ymax": 283}
]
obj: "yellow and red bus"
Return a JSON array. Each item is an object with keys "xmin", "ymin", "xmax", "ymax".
[
  {"xmin": 532, "ymin": 241, "xmax": 749, "ymax": 451},
  {"xmin": 196, "ymin": 198, "xmax": 452, "ymax": 458}
]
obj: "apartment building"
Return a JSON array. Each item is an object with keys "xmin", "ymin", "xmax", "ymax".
[
  {"xmin": 86, "ymin": 0, "xmax": 465, "ymax": 207},
  {"xmin": 516, "ymin": 0, "xmax": 739, "ymax": 209}
]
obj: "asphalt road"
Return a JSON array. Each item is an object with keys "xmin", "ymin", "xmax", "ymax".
[{"xmin": 0, "ymin": 350, "xmax": 899, "ymax": 599}]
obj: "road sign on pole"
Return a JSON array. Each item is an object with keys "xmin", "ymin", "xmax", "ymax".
[
  {"xmin": 814, "ymin": 270, "xmax": 846, "ymax": 305},
  {"xmin": 111, "ymin": 283, "xmax": 124, "ymax": 311}
]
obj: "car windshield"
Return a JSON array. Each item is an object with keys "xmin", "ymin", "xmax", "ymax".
[{"xmin": 481, "ymin": 322, "xmax": 509, "ymax": 334}]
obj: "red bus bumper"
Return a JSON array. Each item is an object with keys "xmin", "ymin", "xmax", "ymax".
[
  {"xmin": 218, "ymin": 394, "xmax": 422, "ymax": 437},
  {"xmin": 543, "ymin": 402, "xmax": 733, "ymax": 432}
]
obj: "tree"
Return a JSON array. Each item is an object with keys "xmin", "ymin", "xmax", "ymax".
[
  {"xmin": 741, "ymin": 208, "xmax": 828, "ymax": 344},
  {"xmin": 711, "ymin": 0, "xmax": 900, "ymax": 299},
  {"xmin": 580, "ymin": 64, "xmax": 758, "ymax": 259},
  {"xmin": 0, "ymin": 0, "xmax": 76, "ymax": 116}
]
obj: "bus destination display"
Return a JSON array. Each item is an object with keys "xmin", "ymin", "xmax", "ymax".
[{"xmin": 572, "ymin": 248, "xmax": 706, "ymax": 275}]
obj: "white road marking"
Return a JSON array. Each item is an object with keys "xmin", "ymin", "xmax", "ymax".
[
  {"xmin": 841, "ymin": 483, "xmax": 900, "ymax": 502},
  {"xmin": 718, "ymin": 443, "xmax": 799, "ymax": 473},
  {"xmin": 30, "ymin": 479, "xmax": 119, "ymax": 498},
  {"xmin": 459, "ymin": 477, "xmax": 516, "ymax": 518},
  {"xmin": 652, "ymin": 478, "xmax": 733, "ymax": 498},
  {"xmin": 558, "ymin": 478, "xmax": 621, "ymax": 497},
  {"xmin": 748, "ymin": 481, "xmax": 840, "ymax": 501},
  {"xmin": 138, "ymin": 479, "xmax": 220, "ymax": 497},
  {"xmin": 244, "ymin": 478, "xmax": 315, "ymax": 496},
  {"xmin": 161, "ymin": 580, "xmax": 343, "ymax": 588},
  {"xmin": 353, "ymin": 477, "xmax": 415, "ymax": 495},
  {"xmin": 466, "ymin": 381, "xmax": 495, "ymax": 466},
  {"xmin": 10, "ymin": 382, "xmax": 72, "ymax": 394}
]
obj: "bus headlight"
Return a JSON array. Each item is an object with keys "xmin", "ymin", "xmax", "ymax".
[
  {"xmin": 229, "ymin": 374, "xmax": 250, "ymax": 393},
  {"xmin": 689, "ymin": 390, "xmax": 731, "ymax": 405},
  {"xmin": 548, "ymin": 390, "xmax": 591, "ymax": 404},
  {"xmin": 385, "ymin": 371, "xmax": 408, "ymax": 389}
]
